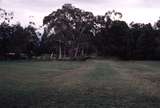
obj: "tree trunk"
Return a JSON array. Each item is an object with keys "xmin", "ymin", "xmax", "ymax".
[
  {"xmin": 63, "ymin": 47, "xmax": 66, "ymax": 58},
  {"xmin": 74, "ymin": 45, "xmax": 79, "ymax": 58},
  {"xmin": 50, "ymin": 51, "xmax": 54, "ymax": 60},
  {"xmin": 81, "ymin": 48, "xmax": 84, "ymax": 57},
  {"xmin": 58, "ymin": 42, "xmax": 62, "ymax": 60}
]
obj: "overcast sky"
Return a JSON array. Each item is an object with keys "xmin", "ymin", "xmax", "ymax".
[{"xmin": 0, "ymin": 0, "xmax": 160, "ymax": 26}]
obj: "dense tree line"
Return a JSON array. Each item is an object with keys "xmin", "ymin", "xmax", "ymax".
[
  {"xmin": 1, "ymin": 4, "xmax": 160, "ymax": 60},
  {"xmin": 0, "ymin": 8, "xmax": 40, "ymax": 60}
]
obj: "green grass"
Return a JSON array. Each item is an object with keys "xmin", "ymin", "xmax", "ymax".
[
  {"xmin": 87, "ymin": 62, "xmax": 117, "ymax": 80},
  {"xmin": 0, "ymin": 61, "xmax": 81, "ymax": 86},
  {"xmin": 1, "ymin": 60, "xmax": 160, "ymax": 108}
]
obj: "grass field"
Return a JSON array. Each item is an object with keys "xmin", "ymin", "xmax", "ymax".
[{"xmin": 0, "ymin": 60, "xmax": 160, "ymax": 108}]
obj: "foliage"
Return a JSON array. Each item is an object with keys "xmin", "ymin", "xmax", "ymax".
[{"xmin": 1, "ymin": 4, "xmax": 160, "ymax": 60}]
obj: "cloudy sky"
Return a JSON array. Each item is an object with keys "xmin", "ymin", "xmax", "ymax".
[{"xmin": 0, "ymin": 0, "xmax": 160, "ymax": 26}]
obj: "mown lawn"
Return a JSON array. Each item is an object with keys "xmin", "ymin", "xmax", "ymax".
[{"xmin": 0, "ymin": 60, "xmax": 160, "ymax": 108}]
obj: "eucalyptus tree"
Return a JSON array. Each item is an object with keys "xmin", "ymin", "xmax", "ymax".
[
  {"xmin": 93, "ymin": 10, "xmax": 124, "ymax": 57},
  {"xmin": 129, "ymin": 23, "xmax": 155, "ymax": 59},
  {"xmin": 0, "ymin": 9, "xmax": 14, "ymax": 59},
  {"xmin": 0, "ymin": 8, "xmax": 14, "ymax": 24},
  {"xmin": 43, "ymin": 4, "xmax": 95, "ymax": 59},
  {"xmin": 24, "ymin": 25, "xmax": 40, "ymax": 58},
  {"xmin": 108, "ymin": 20, "xmax": 130, "ymax": 58}
]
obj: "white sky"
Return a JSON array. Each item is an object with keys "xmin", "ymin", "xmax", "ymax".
[{"xmin": 0, "ymin": 0, "xmax": 160, "ymax": 26}]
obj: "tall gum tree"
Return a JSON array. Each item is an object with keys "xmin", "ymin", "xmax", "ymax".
[{"xmin": 43, "ymin": 4, "xmax": 95, "ymax": 60}]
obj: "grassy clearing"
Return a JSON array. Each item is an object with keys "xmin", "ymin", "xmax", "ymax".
[
  {"xmin": 0, "ymin": 60, "xmax": 160, "ymax": 108},
  {"xmin": 86, "ymin": 61, "xmax": 117, "ymax": 80}
]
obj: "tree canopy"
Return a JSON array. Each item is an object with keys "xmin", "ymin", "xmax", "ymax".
[{"xmin": 1, "ymin": 4, "xmax": 160, "ymax": 60}]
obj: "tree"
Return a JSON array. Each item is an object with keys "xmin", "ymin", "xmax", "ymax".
[
  {"xmin": 43, "ymin": 4, "xmax": 95, "ymax": 60},
  {"xmin": 94, "ymin": 10, "xmax": 125, "ymax": 57},
  {"xmin": 0, "ymin": 23, "xmax": 13, "ymax": 59},
  {"xmin": 0, "ymin": 8, "xmax": 14, "ymax": 24},
  {"xmin": 107, "ymin": 20, "xmax": 129, "ymax": 58},
  {"xmin": 129, "ymin": 22, "xmax": 157, "ymax": 60},
  {"xmin": 7, "ymin": 24, "xmax": 39, "ymax": 59}
]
